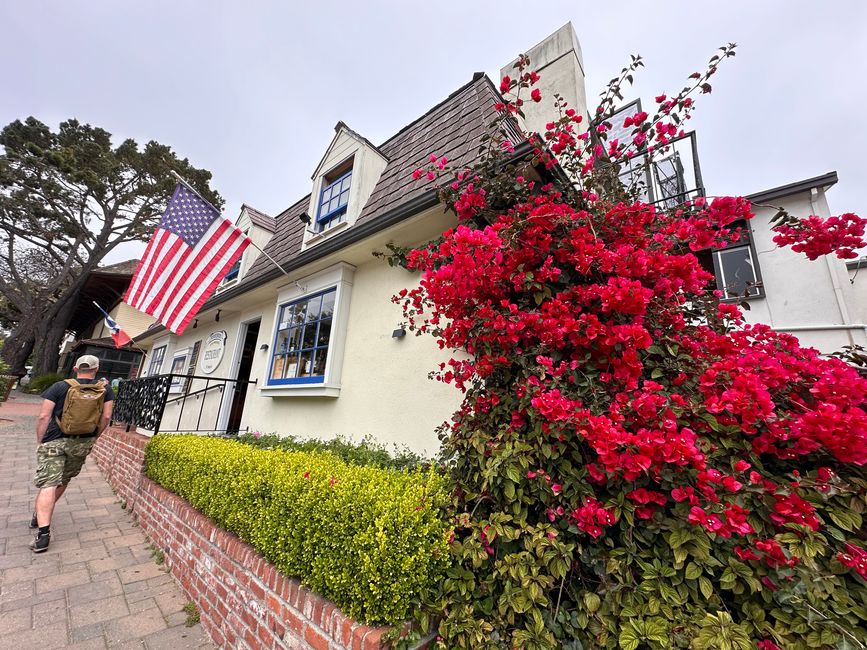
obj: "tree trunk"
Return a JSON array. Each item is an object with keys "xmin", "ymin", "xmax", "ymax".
[
  {"xmin": 31, "ymin": 291, "xmax": 80, "ymax": 376},
  {"xmin": 0, "ymin": 311, "xmax": 39, "ymax": 375}
]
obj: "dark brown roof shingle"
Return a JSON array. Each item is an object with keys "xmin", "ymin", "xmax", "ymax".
[{"xmin": 242, "ymin": 204, "xmax": 276, "ymax": 232}]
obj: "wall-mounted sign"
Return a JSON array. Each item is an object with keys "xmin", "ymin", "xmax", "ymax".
[{"xmin": 201, "ymin": 330, "xmax": 228, "ymax": 374}]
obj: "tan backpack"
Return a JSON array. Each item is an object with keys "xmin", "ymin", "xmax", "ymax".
[{"xmin": 56, "ymin": 379, "xmax": 106, "ymax": 435}]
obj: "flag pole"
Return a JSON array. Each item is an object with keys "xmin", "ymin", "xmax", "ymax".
[
  {"xmin": 168, "ymin": 169, "xmax": 294, "ymax": 280},
  {"xmin": 247, "ymin": 241, "xmax": 294, "ymax": 279}
]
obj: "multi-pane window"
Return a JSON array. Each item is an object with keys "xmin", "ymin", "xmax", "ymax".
[
  {"xmin": 316, "ymin": 169, "xmax": 352, "ymax": 232},
  {"xmin": 147, "ymin": 346, "xmax": 167, "ymax": 376},
  {"xmin": 713, "ymin": 221, "xmax": 763, "ymax": 300},
  {"xmin": 269, "ymin": 288, "xmax": 336, "ymax": 384}
]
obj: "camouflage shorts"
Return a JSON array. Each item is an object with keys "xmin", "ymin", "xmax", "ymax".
[{"xmin": 34, "ymin": 437, "xmax": 96, "ymax": 489}]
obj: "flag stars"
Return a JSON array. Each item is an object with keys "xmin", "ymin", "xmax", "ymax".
[{"xmin": 160, "ymin": 186, "xmax": 219, "ymax": 247}]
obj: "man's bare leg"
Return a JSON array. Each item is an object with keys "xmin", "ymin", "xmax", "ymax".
[{"xmin": 34, "ymin": 484, "xmax": 65, "ymax": 527}]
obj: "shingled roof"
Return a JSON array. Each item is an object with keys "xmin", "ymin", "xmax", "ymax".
[
  {"xmin": 94, "ymin": 259, "xmax": 140, "ymax": 275},
  {"xmin": 224, "ymin": 72, "xmax": 518, "ymax": 298},
  {"xmin": 242, "ymin": 204, "xmax": 276, "ymax": 232}
]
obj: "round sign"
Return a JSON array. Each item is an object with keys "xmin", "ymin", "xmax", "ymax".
[{"xmin": 200, "ymin": 330, "xmax": 227, "ymax": 374}]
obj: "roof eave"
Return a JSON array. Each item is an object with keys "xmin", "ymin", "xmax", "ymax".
[{"xmin": 746, "ymin": 171, "xmax": 838, "ymax": 205}]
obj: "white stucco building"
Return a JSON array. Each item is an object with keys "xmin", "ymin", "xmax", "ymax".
[
  {"xmin": 727, "ymin": 172, "xmax": 866, "ymax": 352},
  {"xmin": 128, "ymin": 24, "xmax": 865, "ymax": 454}
]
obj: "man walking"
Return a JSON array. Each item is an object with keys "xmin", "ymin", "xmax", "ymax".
[{"xmin": 31, "ymin": 355, "xmax": 114, "ymax": 552}]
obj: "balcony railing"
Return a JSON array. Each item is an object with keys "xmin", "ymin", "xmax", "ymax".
[
  {"xmin": 111, "ymin": 373, "xmax": 257, "ymax": 436},
  {"xmin": 600, "ymin": 131, "xmax": 706, "ymax": 208}
]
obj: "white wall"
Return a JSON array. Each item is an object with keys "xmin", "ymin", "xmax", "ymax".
[
  {"xmin": 742, "ymin": 187, "xmax": 867, "ymax": 352},
  {"xmin": 243, "ymin": 257, "xmax": 461, "ymax": 455}
]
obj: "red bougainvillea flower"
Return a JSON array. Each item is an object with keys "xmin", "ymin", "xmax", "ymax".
[
  {"xmin": 772, "ymin": 212, "xmax": 867, "ymax": 260},
  {"xmin": 570, "ymin": 498, "xmax": 616, "ymax": 538},
  {"xmin": 757, "ymin": 640, "xmax": 782, "ymax": 650},
  {"xmin": 837, "ymin": 544, "xmax": 867, "ymax": 579}
]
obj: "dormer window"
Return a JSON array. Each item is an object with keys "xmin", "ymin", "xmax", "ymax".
[
  {"xmin": 316, "ymin": 159, "xmax": 353, "ymax": 232},
  {"xmin": 303, "ymin": 123, "xmax": 388, "ymax": 249}
]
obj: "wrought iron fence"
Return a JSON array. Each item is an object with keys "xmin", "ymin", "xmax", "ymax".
[{"xmin": 111, "ymin": 373, "xmax": 256, "ymax": 435}]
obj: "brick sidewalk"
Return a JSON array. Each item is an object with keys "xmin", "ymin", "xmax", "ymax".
[{"xmin": 0, "ymin": 392, "xmax": 214, "ymax": 649}]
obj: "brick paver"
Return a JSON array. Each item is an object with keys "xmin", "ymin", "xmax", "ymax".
[{"xmin": 0, "ymin": 391, "xmax": 214, "ymax": 649}]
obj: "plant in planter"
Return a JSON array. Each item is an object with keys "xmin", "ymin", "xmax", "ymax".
[{"xmin": 391, "ymin": 46, "xmax": 867, "ymax": 649}]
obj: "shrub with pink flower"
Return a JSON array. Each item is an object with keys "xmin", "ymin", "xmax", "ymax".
[{"xmin": 393, "ymin": 45, "xmax": 867, "ymax": 650}]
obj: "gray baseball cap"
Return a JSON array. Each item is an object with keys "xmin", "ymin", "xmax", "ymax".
[{"xmin": 74, "ymin": 354, "xmax": 100, "ymax": 370}]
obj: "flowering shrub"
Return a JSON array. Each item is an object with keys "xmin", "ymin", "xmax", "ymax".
[
  {"xmin": 393, "ymin": 47, "xmax": 867, "ymax": 649},
  {"xmin": 144, "ymin": 435, "xmax": 450, "ymax": 626}
]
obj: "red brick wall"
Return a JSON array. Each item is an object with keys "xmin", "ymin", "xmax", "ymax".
[
  {"xmin": 93, "ymin": 426, "xmax": 410, "ymax": 650},
  {"xmin": 92, "ymin": 424, "xmax": 148, "ymax": 510}
]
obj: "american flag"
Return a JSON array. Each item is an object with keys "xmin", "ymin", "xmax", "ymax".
[{"xmin": 124, "ymin": 184, "xmax": 251, "ymax": 334}]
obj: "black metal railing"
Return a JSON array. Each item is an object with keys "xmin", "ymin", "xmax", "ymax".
[{"xmin": 111, "ymin": 373, "xmax": 257, "ymax": 435}]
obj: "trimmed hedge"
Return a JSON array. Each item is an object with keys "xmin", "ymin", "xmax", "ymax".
[
  {"xmin": 144, "ymin": 435, "xmax": 451, "ymax": 626},
  {"xmin": 233, "ymin": 431, "xmax": 430, "ymax": 472}
]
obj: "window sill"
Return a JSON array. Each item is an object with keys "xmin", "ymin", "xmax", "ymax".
[
  {"xmin": 216, "ymin": 278, "xmax": 239, "ymax": 293},
  {"xmin": 304, "ymin": 220, "xmax": 349, "ymax": 247},
  {"xmin": 720, "ymin": 293, "xmax": 765, "ymax": 303},
  {"xmin": 259, "ymin": 383, "xmax": 341, "ymax": 398}
]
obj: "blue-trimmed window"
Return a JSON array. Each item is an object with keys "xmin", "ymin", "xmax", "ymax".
[
  {"xmin": 316, "ymin": 168, "xmax": 352, "ymax": 232},
  {"xmin": 269, "ymin": 288, "xmax": 336, "ymax": 384},
  {"xmin": 224, "ymin": 259, "xmax": 240, "ymax": 282}
]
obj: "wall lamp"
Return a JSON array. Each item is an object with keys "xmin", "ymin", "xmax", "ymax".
[
  {"xmin": 192, "ymin": 319, "xmax": 198, "ymax": 329},
  {"xmin": 392, "ymin": 326, "xmax": 407, "ymax": 339},
  {"xmin": 215, "ymin": 310, "xmax": 221, "ymax": 323},
  {"xmin": 259, "ymin": 343, "xmax": 269, "ymax": 351}
]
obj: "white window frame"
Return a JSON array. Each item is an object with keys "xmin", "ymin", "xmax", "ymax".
[
  {"xmin": 168, "ymin": 347, "xmax": 191, "ymax": 393},
  {"xmin": 146, "ymin": 345, "xmax": 167, "ymax": 377},
  {"xmin": 260, "ymin": 262, "xmax": 355, "ymax": 398}
]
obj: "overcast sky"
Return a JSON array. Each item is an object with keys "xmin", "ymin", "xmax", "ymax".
[{"xmin": 2, "ymin": 1, "xmax": 865, "ymax": 264}]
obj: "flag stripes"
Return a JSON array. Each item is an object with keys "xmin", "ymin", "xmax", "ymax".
[{"xmin": 124, "ymin": 184, "xmax": 251, "ymax": 335}]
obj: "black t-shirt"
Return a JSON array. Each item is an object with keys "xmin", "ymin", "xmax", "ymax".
[{"xmin": 41, "ymin": 379, "xmax": 115, "ymax": 443}]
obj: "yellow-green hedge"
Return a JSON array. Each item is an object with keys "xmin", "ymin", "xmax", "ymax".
[{"xmin": 144, "ymin": 435, "xmax": 451, "ymax": 626}]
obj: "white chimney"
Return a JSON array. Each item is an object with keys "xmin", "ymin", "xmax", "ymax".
[{"xmin": 500, "ymin": 22, "xmax": 588, "ymax": 137}]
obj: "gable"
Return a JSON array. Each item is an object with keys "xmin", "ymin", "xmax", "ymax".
[
  {"xmin": 303, "ymin": 124, "xmax": 389, "ymax": 246},
  {"xmin": 311, "ymin": 122, "xmax": 388, "ymax": 181}
]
